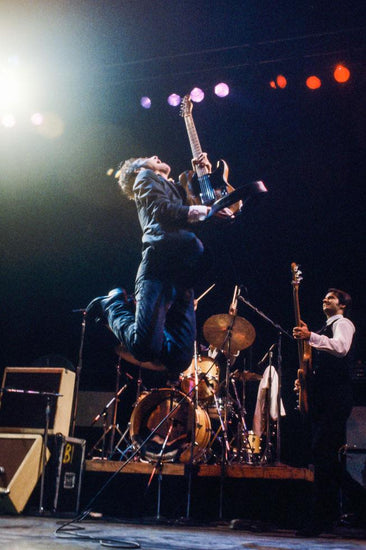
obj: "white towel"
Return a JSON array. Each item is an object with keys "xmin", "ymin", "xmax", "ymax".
[{"xmin": 252, "ymin": 365, "xmax": 286, "ymax": 437}]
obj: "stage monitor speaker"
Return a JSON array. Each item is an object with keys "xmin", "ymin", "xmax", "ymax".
[
  {"xmin": 0, "ymin": 434, "xmax": 49, "ymax": 513},
  {"xmin": 0, "ymin": 367, "xmax": 75, "ymax": 436},
  {"xmin": 346, "ymin": 406, "xmax": 366, "ymax": 487}
]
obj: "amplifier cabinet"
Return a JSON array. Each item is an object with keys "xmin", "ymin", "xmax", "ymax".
[
  {"xmin": 52, "ymin": 435, "xmax": 86, "ymax": 514},
  {"xmin": 0, "ymin": 434, "xmax": 49, "ymax": 514},
  {"xmin": 0, "ymin": 367, "xmax": 75, "ymax": 436}
]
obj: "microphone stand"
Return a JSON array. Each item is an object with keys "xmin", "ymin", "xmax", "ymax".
[
  {"xmin": 70, "ymin": 309, "xmax": 87, "ymax": 437},
  {"xmin": 238, "ymin": 295, "xmax": 292, "ymax": 464}
]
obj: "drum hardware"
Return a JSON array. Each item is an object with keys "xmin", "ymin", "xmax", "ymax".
[{"xmin": 87, "ymin": 359, "xmax": 133, "ymax": 460}]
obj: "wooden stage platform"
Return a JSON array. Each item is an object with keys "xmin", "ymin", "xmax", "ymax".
[{"xmin": 85, "ymin": 459, "xmax": 314, "ymax": 481}]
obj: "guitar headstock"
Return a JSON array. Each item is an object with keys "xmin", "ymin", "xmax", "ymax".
[
  {"xmin": 291, "ymin": 262, "xmax": 303, "ymax": 287},
  {"xmin": 180, "ymin": 94, "xmax": 193, "ymax": 118}
]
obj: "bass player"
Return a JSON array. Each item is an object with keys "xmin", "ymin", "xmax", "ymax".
[{"xmin": 293, "ymin": 288, "xmax": 366, "ymax": 536}]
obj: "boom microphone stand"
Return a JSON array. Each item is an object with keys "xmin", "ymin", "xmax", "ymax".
[{"xmin": 238, "ymin": 295, "xmax": 292, "ymax": 463}]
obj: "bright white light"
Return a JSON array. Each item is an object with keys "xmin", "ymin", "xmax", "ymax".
[
  {"xmin": 1, "ymin": 113, "xmax": 16, "ymax": 128},
  {"xmin": 190, "ymin": 88, "xmax": 205, "ymax": 103},
  {"xmin": 0, "ymin": 68, "xmax": 20, "ymax": 109},
  {"xmin": 140, "ymin": 96, "xmax": 152, "ymax": 109},
  {"xmin": 30, "ymin": 112, "xmax": 44, "ymax": 126},
  {"xmin": 214, "ymin": 82, "xmax": 230, "ymax": 97},
  {"xmin": 167, "ymin": 93, "xmax": 181, "ymax": 107}
]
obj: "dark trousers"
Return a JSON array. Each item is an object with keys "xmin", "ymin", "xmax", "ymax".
[
  {"xmin": 311, "ymin": 403, "xmax": 366, "ymax": 523},
  {"xmin": 105, "ymin": 275, "xmax": 196, "ymax": 377}
]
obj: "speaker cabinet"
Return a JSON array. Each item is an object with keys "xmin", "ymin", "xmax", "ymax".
[
  {"xmin": 0, "ymin": 434, "xmax": 49, "ymax": 513},
  {"xmin": 0, "ymin": 367, "xmax": 75, "ymax": 436},
  {"xmin": 347, "ymin": 406, "xmax": 366, "ymax": 487}
]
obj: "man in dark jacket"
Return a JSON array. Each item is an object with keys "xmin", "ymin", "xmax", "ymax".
[{"xmin": 86, "ymin": 154, "xmax": 233, "ymax": 380}]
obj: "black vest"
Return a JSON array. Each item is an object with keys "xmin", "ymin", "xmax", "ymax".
[{"xmin": 310, "ymin": 319, "xmax": 354, "ymax": 416}]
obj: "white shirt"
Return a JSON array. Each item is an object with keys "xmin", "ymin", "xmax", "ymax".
[{"xmin": 309, "ymin": 314, "xmax": 355, "ymax": 358}]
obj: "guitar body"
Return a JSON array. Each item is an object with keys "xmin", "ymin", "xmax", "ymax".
[
  {"xmin": 297, "ymin": 340, "xmax": 312, "ymax": 415},
  {"xmin": 179, "ymin": 159, "xmax": 242, "ymax": 215},
  {"xmin": 179, "ymin": 95, "xmax": 243, "ymax": 216}
]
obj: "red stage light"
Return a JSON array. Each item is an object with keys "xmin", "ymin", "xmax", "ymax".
[
  {"xmin": 269, "ymin": 80, "xmax": 276, "ymax": 89},
  {"xmin": 333, "ymin": 64, "xmax": 350, "ymax": 83},
  {"xmin": 306, "ymin": 76, "xmax": 321, "ymax": 90}
]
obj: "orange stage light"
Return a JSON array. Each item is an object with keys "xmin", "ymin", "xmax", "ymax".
[
  {"xmin": 306, "ymin": 76, "xmax": 321, "ymax": 90},
  {"xmin": 333, "ymin": 64, "xmax": 350, "ymax": 83},
  {"xmin": 276, "ymin": 74, "xmax": 287, "ymax": 88},
  {"xmin": 269, "ymin": 80, "xmax": 276, "ymax": 89}
]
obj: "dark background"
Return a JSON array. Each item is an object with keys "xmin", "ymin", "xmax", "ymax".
[{"xmin": 1, "ymin": 1, "xmax": 365, "ymax": 463}]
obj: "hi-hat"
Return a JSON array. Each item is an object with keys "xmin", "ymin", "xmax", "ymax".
[
  {"xmin": 233, "ymin": 370, "xmax": 262, "ymax": 382},
  {"xmin": 203, "ymin": 314, "xmax": 256, "ymax": 354}
]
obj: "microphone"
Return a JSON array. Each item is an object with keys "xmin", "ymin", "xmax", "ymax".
[{"xmin": 257, "ymin": 343, "xmax": 276, "ymax": 366}]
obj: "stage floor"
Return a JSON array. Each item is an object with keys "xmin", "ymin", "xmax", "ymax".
[{"xmin": 0, "ymin": 515, "xmax": 365, "ymax": 549}]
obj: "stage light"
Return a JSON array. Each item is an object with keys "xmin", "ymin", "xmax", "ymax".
[
  {"xmin": 0, "ymin": 68, "xmax": 20, "ymax": 110},
  {"xmin": 190, "ymin": 88, "xmax": 204, "ymax": 103},
  {"xmin": 167, "ymin": 93, "xmax": 181, "ymax": 107},
  {"xmin": 30, "ymin": 112, "xmax": 43, "ymax": 126},
  {"xmin": 140, "ymin": 96, "xmax": 151, "ymax": 109},
  {"xmin": 306, "ymin": 76, "xmax": 321, "ymax": 90},
  {"xmin": 276, "ymin": 74, "xmax": 287, "ymax": 89},
  {"xmin": 214, "ymin": 82, "xmax": 229, "ymax": 97},
  {"xmin": 333, "ymin": 64, "xmax": 350, "ymax": 83},
  {"xmin": 269, "ymin": 80, "xmax": 277, "ymax": 89},
  {"xmin": 1, "ymin": 113, "xmax": 16, "ymax": 128}
]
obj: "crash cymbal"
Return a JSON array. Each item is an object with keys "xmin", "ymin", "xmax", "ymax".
[
  {"xmin": 203, "ymin": 314, "xmax": 256, "ymax": 354},
  {"xmin": 115, "ymin": 345, "xmax": 167, "ymax": 372}
]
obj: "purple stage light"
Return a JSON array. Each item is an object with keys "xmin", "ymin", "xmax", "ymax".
[
  {"xmin": 140, "ymin": 96, "xmax": 152, "ymax": 109},
  {"xmin": 167, "ymin": 93, "xmax": 181, "ymax": 107},
  {"xmin": 190, "ymin": 88, "xmax": 204, "ymax": 103},
  {"xmin": 214, "ymin": 82, "xmax": 229, "ymax": 97}
]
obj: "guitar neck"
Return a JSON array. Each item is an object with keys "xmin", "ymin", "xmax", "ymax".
[
  {"xmin": 184, "ymin": 115, "xmax": 209, "ymax": 177},
  {"xmin": 293, "ymin": 286, "xmax": 305, "ymax": 365}
]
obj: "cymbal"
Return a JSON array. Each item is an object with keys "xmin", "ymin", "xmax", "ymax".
[
  {"xmin": 115, "ymin": 345, "xmax": 167, "ymax": 372},
  {"xmin": 231, "ymin": 369, "xmax": 262, "ymax": 382},
  {"xmin": 203, "ymin": 314, "xmax": 256, "ymax": 354}
]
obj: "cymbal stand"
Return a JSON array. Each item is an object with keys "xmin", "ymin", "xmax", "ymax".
[
  {"xmin": 185, "ymin": 283, "xmax": 216, "ymax": 520},
  {"xmin": 229, "ymin": 374, "xmax": 254, "ymax": 462},
  {"xmin": 87, "ymin": 360, "xmax": 132, "ymax": 460},
  {"xmin": 185, "ymin": 341, "xmax": 199, "ymax": 520}
]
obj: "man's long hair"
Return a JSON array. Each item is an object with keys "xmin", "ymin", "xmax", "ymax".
[
  {"xmin": 118, "ymin": 158, "xmax": 139, "ymax": 200},
  {"xmin": 328, "ymin": 288, "xmax": 352, "ymax": 318}
]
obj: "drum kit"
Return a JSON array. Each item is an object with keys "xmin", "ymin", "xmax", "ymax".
[{"xmin": 89, "ymin": 285, "xmax": 278, "ymax": 468}]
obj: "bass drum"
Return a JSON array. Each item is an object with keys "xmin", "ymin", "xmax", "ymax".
[
  {"xmin": 180, "ymin": 356, "xmax": 219, "ymax": 401},
  {"xmin": 129, "ymin": 388, "xmax": 211, "ymax": 463}
]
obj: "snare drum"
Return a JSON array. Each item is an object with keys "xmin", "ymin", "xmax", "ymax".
[
  {"xmin": 129, "ymin": 388, "xmax": 211, "ymax": 463},
  {"xmin": 180, "ymin": 356, "xmax": 219, "ymax": 401}
]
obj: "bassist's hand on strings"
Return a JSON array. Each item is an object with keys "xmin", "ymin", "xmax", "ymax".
[{"xmin": 293, "ymin": 320, "xmax": 311, "ymax": 340}]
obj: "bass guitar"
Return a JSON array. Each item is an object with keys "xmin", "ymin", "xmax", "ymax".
[
  {"xmin": 179, "ymin": 95, "xmax": 242, "ymax": 215},
  {"xmin": 291, "ymin": 262, "xmax": 312, "ymax": 415}
]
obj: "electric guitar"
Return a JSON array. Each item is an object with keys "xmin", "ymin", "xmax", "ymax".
[
  {"xmin": 291, "ymin": 262, "xmax": 312, "ymax": 415},
  {"xmin": 179, "ymin": 95, "xmax": 242, "ymax": 215}
]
